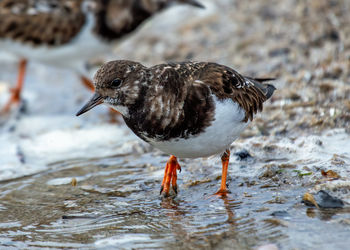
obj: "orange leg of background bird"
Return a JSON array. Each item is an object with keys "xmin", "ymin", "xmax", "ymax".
[
  {"xmin": 80, "ymin": 76, "xmax": 95, "ymax": 91},
  {"xmin": 2, "ymin": 59, "xmax": 27, "ymax": 113},
  {"xmin": 160, "ymin": 155, "xmax": 181, "ymax": 197},
  {"xmin": 215, "ymin": 149, "xmax": 231, "ymax": 196}
]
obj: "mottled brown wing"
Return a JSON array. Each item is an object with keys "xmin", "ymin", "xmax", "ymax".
[
  {"xmin": 0, "ymin": 0, "xmax": 86, "ymax": 46},
  {"xmin": 196, "ymin": 63, "xmax": 274, "ymax": 122}
]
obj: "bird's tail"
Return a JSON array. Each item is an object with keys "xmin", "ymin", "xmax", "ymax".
[
  {"xmin": 176, "ymin": 0, "xmax": 205, "ymax": 8},
  {"xmin": 246, "ymin": 77, "xmax": 276, "ymax": 100}
]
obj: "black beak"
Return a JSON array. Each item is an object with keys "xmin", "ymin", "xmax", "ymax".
[{"xmin": 76, "ymin": 93, "xmax": 103, "ymax": 116}]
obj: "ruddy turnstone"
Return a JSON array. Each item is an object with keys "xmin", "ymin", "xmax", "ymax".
[
  {"xmin": 76, "ymin": 60, "xmax": 276, "ymax": 197},
  {"xmin": 0, "ymin": 0, "xmax": 204, "ymax": 112}
]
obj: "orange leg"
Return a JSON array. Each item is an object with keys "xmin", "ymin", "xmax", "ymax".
[
  {"xmin": 215, "ymin": 149, "xmax": 231, "ymax": 196},
  {"xmin": 160, "ymin": 155, "xmax": 182, "ymax": 197},
  {"xmin": 2, "ymin": 59, "xmax": 27, "ymax": 113}
]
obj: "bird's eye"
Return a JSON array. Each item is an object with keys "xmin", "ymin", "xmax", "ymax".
[{"xmin": 111, "ymin": 78, "xmax": 122, "ymax": 88}]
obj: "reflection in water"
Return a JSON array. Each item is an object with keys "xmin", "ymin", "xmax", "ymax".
[
  {"xmin": 221, "ymin": 196, "xmax": 239, "ymax": 224},
  {"xmin": 160, "ymin": 198, "xmax": 190, "ymax": 248},
  {"xmin": 306, "ymin": 207, "xmax": 350, "ymax": 221},
  {"xmin": 159, "ymin": 195, "xmax": 243, "ymax": 249}
]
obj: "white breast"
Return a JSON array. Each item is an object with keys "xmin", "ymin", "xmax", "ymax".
[
  {"xmin": 0, "ymin": 10, "xmax": 110, "ymax": 75},
  {"xmin": 146, "ymin": 96, "xmax": 249, "ymax": 158}
]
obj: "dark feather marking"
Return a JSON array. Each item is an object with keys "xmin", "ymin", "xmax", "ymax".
[
  {"xmin": 0, "ymin": 0, "xmax": 203, "ymax": 46},
  {"xmin": 93, "ymin": 0, "xmax": 195, "ymax": 41},
  {"xmin": 94, "ymin": 60, "xmax": 275, "ymax": 141},
  {"xmin": 0, "ymin": 0, "xmax": 86, "ymax": 46},
  {"xmin": 198, "ymin": 63, "xmax": 275, "ymax": 122}
]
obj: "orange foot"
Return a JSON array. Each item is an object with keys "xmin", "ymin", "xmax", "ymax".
[
  {"xmin": 2, "ymin": 59, "xmax": 27, "ymax": 113},
  {"xmin": 160, "ymin": 155, "xmax": 182, "ymax": 197},
  {"xmin": 214, "ymin": 149, "xmax": 231, "ymax": 197}
]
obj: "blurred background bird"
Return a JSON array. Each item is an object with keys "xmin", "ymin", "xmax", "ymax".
[{"xmin": 0, "ymin": 0, "xmax": 203, "ymax": 112}]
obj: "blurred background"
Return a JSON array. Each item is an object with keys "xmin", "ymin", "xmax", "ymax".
[{"xmin": 0, "ymin": 0, "xmax": 350, "ymax": 249}]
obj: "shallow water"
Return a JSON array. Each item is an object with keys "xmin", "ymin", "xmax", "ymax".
[
  {"xmin": 1, "ymin": 142, "xmax": 350, "ymax": 249},
  {"xmin": 0, "ymin": 154, "xmax": 308, "ymax": 249}
]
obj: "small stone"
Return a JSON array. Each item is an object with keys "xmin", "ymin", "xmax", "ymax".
[
  {"xmin": 315, "ymin": 139, "xmax": 323, "ymax": 146},
  {"xmin": 258, "ymin": 164, "xmax": 279, "ymax": 179},
  {"xmin": 321, "ymin": 169, "xmax": 340, "ymax": 179},
  {"xmin": 302, "ymin": 193, "xmax": 319, "ymax": 208},
  {"xmin": 314, "ymin": 190, "xmax": 344, "ymax": 208},
  {"xmin": 268, "ymin": 47, "xmax": 290, "ymax": 57},
  {"xmin": 71, "ymin": 178, "xmax": 77, "ymax": 187},
  {"xmin": 289, "ymin": 92, "xmax": 301, "ymax": 101},
  {"xmin": 331, "ymin": 154, "xmax": 345, "ymax": 166},
  {"xmin": 319, "ymin": 82, "xmax": 334, "ymax": 93},
  {"xmin": 234, "ymin": 149, "xmax": 252, "ymax": 161},
  {"xmin": 270, "ymin": 210, "xmax": 290, "ymax": 218},
  {"xmin": 303, "ymin": 190, "xmax": 344, "ymax": 208}
]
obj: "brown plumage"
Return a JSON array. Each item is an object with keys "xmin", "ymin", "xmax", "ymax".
[
  {"xmin": 0, "ymin": 0, "xmax": 85, "ymax": 46},
  {"xmin": 78, "ymin": 60, "xmax": 276, "ymax": 140},
  {"xmin": 191, "ymin": 63, "xmax": 274, "ymax": 122},
  {"xmin": 0, "ymin": 0, "xmax": 204, "ymax": 112},
  {"xmin": 0, "ymin": 0, "xmax": 204, "ymax": 46},
  {"xmin": 76, "ymin": 60, "xmax": 276, "ymax": 197}
]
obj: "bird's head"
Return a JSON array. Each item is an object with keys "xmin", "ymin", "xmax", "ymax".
[{"xmin": 76, "ymin": 60, "xmax": 146, "ymax": 117}]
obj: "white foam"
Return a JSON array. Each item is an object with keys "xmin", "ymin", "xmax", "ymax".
[{"xmin": 0, "ymin": 62, "xmax": 141, "ymax": 182}]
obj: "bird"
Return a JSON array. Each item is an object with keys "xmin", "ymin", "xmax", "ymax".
[
  {"xmin": 76, "ymin": 60, "xmax": 276, "ymax": 197},
  {"xmin": 0, "ymin": 0, "xmax": 204, "ymax": 112}
]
